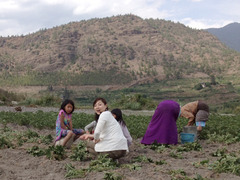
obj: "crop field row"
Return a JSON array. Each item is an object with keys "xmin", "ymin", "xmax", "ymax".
[
  {"xmin": 0, "ymin": 111, "xmax": 240, "ymax": 179},
  {"xmin": 0, "ymin": 111, "xmax": 239, "ymax": 139}
]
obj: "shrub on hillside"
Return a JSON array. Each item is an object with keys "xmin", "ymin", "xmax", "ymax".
[
  {"xmin": 0, "ymin": 88, "xmax": 25, "ymax": 104},
  {"xmin": 24, "ymin": 94, "xmax": 61, "ymax": 107},
  {"xmin": 112, "ymin": 94, "xmax": 157, "ymax": 110}
]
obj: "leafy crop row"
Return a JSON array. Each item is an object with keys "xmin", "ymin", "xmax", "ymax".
[
  {"xmin": 0, "ymin": 111, "xmax": 240, "ymax": 141},
  {"xmin": 0, "ymin": 111, "xmax": 240, "ymax": 179}
]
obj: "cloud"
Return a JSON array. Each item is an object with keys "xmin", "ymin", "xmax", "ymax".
[
  {"xmin": 73, "ymin": 1, "xmax": 106, "ymax": 15},
  {"xmin": 181, "ymin": 18, "xmax": 233, "ymax": 29},
  {"xmin": 0, "ymin": 0, "xmax": 75, "ymax": 36},
  {"xmin": 0, "ymin": 1, "xmax": 19, "ymax": 13},
  {"xmin": 216, "ymin": 2, "xmax": 240, "ymax": 19},
  {"xmin": 72, "ymin": 0, "xmax": 167, "ymax": 19},
  {"xmin": 0, "ymin": 0, "xmax": 239, "ymax": 36}
]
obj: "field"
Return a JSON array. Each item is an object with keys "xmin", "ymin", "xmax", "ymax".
[
  {"xmin": 0, "ymin": 109, "xmax": 240, "ymax": 180},
  {"xmin": 1, "ymin": 76, "xmax": 240, "ymax": 115}
]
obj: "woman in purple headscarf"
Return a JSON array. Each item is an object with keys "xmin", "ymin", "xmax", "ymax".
[{"xmin": 141, "ymin": 100, "xmax": 180, "ymax": 145}]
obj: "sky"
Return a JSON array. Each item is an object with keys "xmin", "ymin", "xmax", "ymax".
[{"xmin": 0, "ymin": 0, "xmax": 239, "ymax": 37}]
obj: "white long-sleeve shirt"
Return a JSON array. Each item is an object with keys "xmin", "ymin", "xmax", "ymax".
[
  {"xmin": 119, "ymin": 122, "xmax": 132, "ymax": 146},
  {"xmin": 84, "ymin": 121, "xmax": 97, "ymax": 132},
  {"xmin": 94, "ymin": 111, "xmax": 128, "ymax": 152}
]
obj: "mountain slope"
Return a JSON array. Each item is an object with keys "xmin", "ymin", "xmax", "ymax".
[
  {"xmin": 0, "ymin": 15, "xmax": 240, "ymax": 86},
  {"xmin": 206, "ymin": 22, "xmax": 240, "ymax": 52}
]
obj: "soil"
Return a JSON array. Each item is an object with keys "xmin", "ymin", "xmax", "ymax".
[{"xmin": 0, "ymin": 107, "xmax": 240, "ymax": 180}]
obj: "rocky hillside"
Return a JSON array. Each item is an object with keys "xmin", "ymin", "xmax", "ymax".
[{"xmin": 1, "ymin": 14, "xmax": 240, "ymax": 86}]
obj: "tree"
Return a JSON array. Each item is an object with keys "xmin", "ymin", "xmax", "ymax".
[{"xmin": 63, "ymin": 87, "xmax": 70, "ymax": 100}]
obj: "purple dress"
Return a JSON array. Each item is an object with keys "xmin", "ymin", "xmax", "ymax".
[{"xmin": 141, "ymin": 100, "xmax": 180, "ymax": 145}]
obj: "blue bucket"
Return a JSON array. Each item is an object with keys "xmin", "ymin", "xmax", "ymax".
[{"xmin": 180, "ymin": 133, "xmax": 195, "ymax": 144}]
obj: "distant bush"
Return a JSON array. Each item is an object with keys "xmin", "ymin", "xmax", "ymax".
[
  {"xmin": 194, "ymin": 83, "xmax": 203, "ymax": 90},
  {"xmin": 24, "ymin": 94, "xmax": 61, "ymax": 107},
  {"xmin": 0, "ymin": 88, "xmax": 25, "ymax": 104},
  {"xmin": 194, "ymin": 82, "xmax": 211, "ymax": 90},
  {"xmin": 234, "ymin": 106, "xmax": 240, "ymax": 115},
  {"xmin": 112, "ymin": 94, "xmax": 157, "ymax": 110}
]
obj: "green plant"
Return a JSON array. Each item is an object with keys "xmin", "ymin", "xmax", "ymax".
[
  {"xmin": 16, "ymin": 134, "xmax": 28, "ymax": 146},
  {"xmin": 27, "ymin": 146, "xmax": 45, "ymax": 157},
  {"xmin": 0, "ymin": 136, "xmax": 13, "ymax": 149},
  {"xmin": 65, "ymin": 163, "xmax": 87, "ymax": 179},
  {"xmin": 70, "ymin": 141, "xmax": 90, "ymax": 161},
  {"xmin": 104, "ymin": 172, "xmax": 123, "ymax": 180},
  {"xmin": 35, "ymin": 94, "xmax": 60, "ymax": 106},
  {"xmin": 210, "ymin": 155, "xmax": 240, "ymax": 175},
  {"xmin": 150, "ymin": 142, "xmax": 169, "ymax": 153},
  {"xmin": 155, "ymin": 160, "xmax": 167, "ymax": 165},
  {"xmin": 207, "ymin": 132, "xmax": 239, "ymax": 144},
  {"xmin": 176, "ymin": 142, "xmax": 202, "ymax": 152},
  {"xmin": 2, "ymin": 125, "xmax": 12, "ymax": 132},
  {"xmin": 24, "ymin": 130, "xmax": 39, "ymax": 139},
  {"xmin": 194, "ymin": 83, "xmax": 203, "ymax": 90},
  {"xmin": 193, "ymin": 159, "xmax": 209, "ymax": 168},
  {"xmin": 89, "ymin": 154, "xmax": 118, "ymax": 172},
  {"xmin": 211, "ymin": 148, "xmax": 227, "ymax": 157},
  {"xmin": 40, "ymin": 134, "xmax": 53, "ymax": 144},
  {"xmin": 168, "ymin": 169, "xmax": 189, "ymax": 180},
  {"xmin": 0, "ymin": 88, "xmax": 25, "ymax": 104},
  {"xmin": 112, "ymin": 94, "xmax": 157, "ymax": 110},
  {"xmin": 132, "ymin": 155, "xmax": 154, "ymax": 163},
  {"xmin": 169, "ymin": 151, "xmax": 183, "ymax": 159},
  {"xmin": 45, "ymin": 145, "xmax": 66, "ymax": 160},
  {"xmin": 122, "ymin": 163, "xmax": 142, "ymax": 171},
  {"xmin": 193, "ymin": 174, "xmax": 211, "ymax": 180}
]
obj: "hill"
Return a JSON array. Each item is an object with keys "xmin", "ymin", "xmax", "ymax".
[
  {"xmin": 206, "ymin": 22, "xmax": 240, "ymax": 52},
  {"xmin": 1, "ymin": 14, "xmax": 240, "ymax": 87}
]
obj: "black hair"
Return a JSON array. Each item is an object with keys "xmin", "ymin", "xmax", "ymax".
[
  {"xmin": 111, "ymin": 108, "xmax": 126, "ymax": 126},
  {"xmin": 60, "ymin": 99, "xmax": 75, "ymax": 114},
  {"xmin": 93, "ymin": 97, "xmax": 108, "ymax": 122}
]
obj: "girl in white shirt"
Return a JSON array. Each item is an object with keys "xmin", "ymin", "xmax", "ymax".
[
  {"xmin": 80, "ymin": 97, "xmax": 128, "ymax": 159},
  {"xmin": 111, "ymin": 108, "xmax": 132, "ymax": 147}
]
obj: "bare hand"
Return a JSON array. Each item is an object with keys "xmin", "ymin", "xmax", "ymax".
[
  {"xmin": 197, "ymin": 126, "xmax": 202, "ymax": 131},
  {"xmin": 79, "ymin": 134, "xmax": 94, "ymax": 140},
  {"xmin": 79, "ymin": 134, "xmax": 89, "ymax": 140}
]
